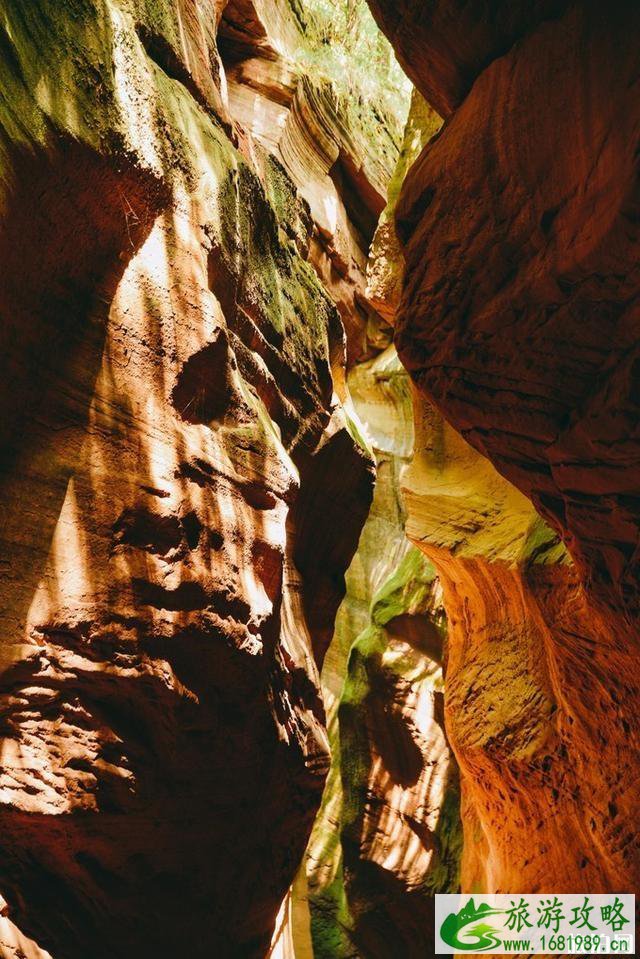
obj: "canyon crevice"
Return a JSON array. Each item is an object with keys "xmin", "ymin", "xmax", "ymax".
[
  {"xmin": 0, "ymin": 1, "xmax": 638, "ymax": 957},
  {"xmin": 0, "ymin": 2, "xmax": 380, "ymax": 955},
  {"xmin": 370, "ymin": 0, "xmax": 640, "ymax": 908}
]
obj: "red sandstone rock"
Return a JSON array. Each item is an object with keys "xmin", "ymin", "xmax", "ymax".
[
  {"xmin": 366, "ymin": 0, "xmax": 570, "ymax": 117},
  {"xmin": 403, "ymin": 385, "xmax": 640, "ymax": 897},
  {"xmin": 0, "ymin": 2, "xmax": 378, "ymax": 956},
  {"xmin": 370, "ymin": 0, "xmax": 640, "ymax": 904},
  {"xmin": 394, "ymin": 1, "xmax": 640, "ymax": 619},
  {"xmin": 219, "ymin": 1, "xmax": 400, "ymax": 365}
]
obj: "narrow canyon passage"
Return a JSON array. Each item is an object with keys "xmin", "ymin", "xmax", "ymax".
[{"xmin": 0, "ymin": 2, "xmax": 638, "ymax": 959}]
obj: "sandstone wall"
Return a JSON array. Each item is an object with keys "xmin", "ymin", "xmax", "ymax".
[
  {"xmin": 298, "ymin": 94, "xmax": 463, "ymax": 959},
  {"xmin": 304, "ymin": 347, "xmax": 461, "ymax": 959},
  {"xmin": 0, "ymin": 2, "xmax": 391, "ymax": 956},
  {"xmin": 369, "ymin": 0, "xmax": 640, "ymax": 900},
  {"xmin": 219, "ymin": 0, "xmax": 400, "ymax": 366}
]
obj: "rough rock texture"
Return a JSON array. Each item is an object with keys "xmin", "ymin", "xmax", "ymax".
[
  {"xmin": 338, "ymin": 545, "xmax": 460, "ymax": 958},
  {"xmin": 395, "ymin": 2, "xmax": 640, "ymax": 621},
  {"xmin": 365, "ymin": 0, "xmax": 570, "ymax": 118},
  {"xmin": 219, "ymin": 0, "xmax": 401, "ymax": 365},
  {"xmin": 366, "ymin": 90, "xmax": 439, "ymax": 327},
  {"xmin": 406, "ymin": 414, "xmax": 640, "ymax": 896},
  {"xmin": 297, "ymin": 94, "xmax": 462, "ymax": 959},
  {"xmin": 0, "ymin": 2, "xmax": 384, "ymax": 956},
  {"xmin": 371, "ymin": 0, "xmax": 640, "ymax": 899},
  {"xmin": 305, "ymin": 348, "xmax": 460, "ymax": 959}
]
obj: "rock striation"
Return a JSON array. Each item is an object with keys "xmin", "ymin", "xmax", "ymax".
[
  {"xmin": 219, "ymin": 0, "xmax": 400, "ymax": 365},
  {"xmin": 299, "ymin": 95, "xmax": 462, "ymax": 959},
  {"xmin": 370, "ymin": 0, "xmax": 640, "ymax": 901},
  {"xmin": 4, "ymin": 0, "xmax": 634, "ymax": 952},
  {"xmin": 305, "ymin": 347, "xmax": 461, "ymax": 959},
  {"xmin": 0, "ymin": 2, "xmax": 395, "ymax": 956},
  {"xmin": 365, "ymin": 0, "xmax": 570, "ymax": 118}
]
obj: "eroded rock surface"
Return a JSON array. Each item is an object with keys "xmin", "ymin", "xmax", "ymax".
[
  {"xmin": 5, "ymin": 0, "xmax": 634, "ymax": 951},
  {"xmin": 304, "ymin": 349, "xmax": 460, "ymax": 959},
  {"xmin": 365, "ymin": 1, "xmax": 571, "ymax": 118},
  {"xmin": 370, "ymin": 0, "xmax": 640, "ymax": 900},
  {"xmin": 297, "ymin": 93, "xmax": 462, "ymax": 959},
  {"xmin": 0, "ymin": 2, "xmax": 385, "ymax": 956},
  {"xmin": 403, "ymin": 394, "xmax": 640, "ymax": 895},
  {"xmin": 394, "ymin": 2, "xmax": 640, "ymax": 620},
  {"xmin": 219, "ymin": 0, "xmax": 401, "ymax": 365}
]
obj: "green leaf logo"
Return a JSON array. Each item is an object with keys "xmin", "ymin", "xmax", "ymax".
[{"xmin": 440, "ymin": 899, "xmax": 503, "ymax": 951}]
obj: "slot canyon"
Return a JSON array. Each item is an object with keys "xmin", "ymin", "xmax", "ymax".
[{"xmin": 0, "ymin": 1, "xmax": 638, "ymax": 957}]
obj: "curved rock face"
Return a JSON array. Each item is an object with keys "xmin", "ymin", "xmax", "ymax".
[
  {"xmin": 305, "ymin": 348, "xmax": 461, "ymax": 959},
  {"xmin": 366, "ymin": 90, "xmax": 441, "ymax": 326},
  {"xmin": 0, "ymin": 2, "xmax": 380, "ymax": 956},
  {"xmin": 405, "ymin": 398, "xmax": 640, "ymax": 896},
  {"xmin": 394, "ymin": 2, "xmax": 640, "ymax": 620},
  {"xmin": 219, "ymin": 0, "xmax": 401, "ymax": 366},
  {"xmin": 370, "ymin": 0, "xmax": 640, "ymax": 899},
  {"xmin": 298, "ymin": 95, "xmax": 462, "ymax": 959},
  {"xmin": 365, "ymin": 0, "xmax": 569, "ymax": 117},
  {"xmin": 338, "ymin": 545, "xmax": 460, "ymax": 959}
]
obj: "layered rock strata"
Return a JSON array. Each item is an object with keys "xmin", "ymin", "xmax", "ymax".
[
  {"xmin": 305, "ymin": 349, "xmax": 461, "ymax": 959},
  {"xmin": 369, "ymin": 0, "xmax": 640, "ymax": 899},
  {"xmin": 299, "ymin": 95, "xmax": 462, "ymax": 959},
  {"xmin": 219, "ymin": 0, "xmax": 401, "ymax": 365},
  {"xmin": 365, "ymin": 0, "xmax": 570, "ymax": 118},
  {"xmin": 0, "ymin": 2, "xmax": 394, "ymax": 956}
]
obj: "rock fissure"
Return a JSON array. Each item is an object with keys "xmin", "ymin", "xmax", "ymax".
[{"xmin": 0, "ymin": 1, "xmax": 638, "ymax": 957}]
